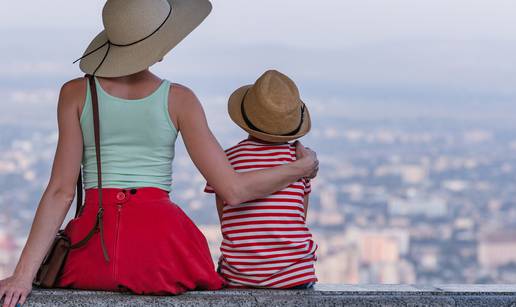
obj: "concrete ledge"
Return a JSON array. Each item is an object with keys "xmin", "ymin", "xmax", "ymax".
[{"xmin": 26, "ymin": 284, "xmax": 516, "ymax": 306}]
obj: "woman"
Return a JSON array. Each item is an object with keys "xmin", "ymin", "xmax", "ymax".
[{"xmin": 0, "ymin": 0, "xmax": 318, "ymax": 305}]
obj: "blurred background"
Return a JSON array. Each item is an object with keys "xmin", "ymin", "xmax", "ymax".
[{"xmin": 1, "ymin": 0, "xmax": 516, "ymax": 284}]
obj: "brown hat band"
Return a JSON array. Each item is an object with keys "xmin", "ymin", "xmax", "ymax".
[
  {"xmin": 240, "ymin": 89, "xmax": 306, "ymax": 137},
  {"xmin": 72, "ymin": 4, "xmax": 173, "ymax": 75}
]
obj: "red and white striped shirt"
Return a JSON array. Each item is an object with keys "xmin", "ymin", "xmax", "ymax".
[{"xmin": 205, "ymin": 139, "xmax": 318, "ymax": 288}]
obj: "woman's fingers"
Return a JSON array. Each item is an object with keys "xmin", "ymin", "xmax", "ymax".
[
  {"xmin": 301, "ymin": 146, "xmax": 315, "ymax": 162},
  {"xmin": 13, "ymin": 287, "xmax": 30, "ymax": 307},
  {"xmin": 1, "ymin": 289, "xmax": 14, "ymax": 307},
  {"xmin": 307, "ymin": 149, "xmax": 318, "ymax": 176},
  {"xmin": 308, "ymin": 167, "xmax": 319, "ymax": 179},
  {"xmin": 307, "ymin": 161, "xmax": 319, "ymax": 179},
  {"xmin": 0, "ymin": 277, "xmax": 31, "ymax": 307},
  {"xmin": 2, "ymin": 288, "xmax": 28, "ymax": 307},
  {"xmin": 0, "ymin": 285, "xmax": 6, "ymax": 304},
  {"xmin": 294, "ymin": 140, "xmax": 319, "ymax": 178},
  {"xmin": 294, "ymin": 140, "xmax": 305, "ymax": 160},
  {"xmin": 18, "ymin": 291, "xmax": 28, "ymax": 307},
  {"xmin": 8, "ymin": 292, "xmax": 20, "ymax": 307}
]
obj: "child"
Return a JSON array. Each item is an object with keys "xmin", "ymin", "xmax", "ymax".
[{"xmin": 204, "ymin": 70, "xmax": 318, "ymax": 289}]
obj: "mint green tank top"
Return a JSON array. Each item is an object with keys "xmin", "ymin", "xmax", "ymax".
[{"xmin": 80, "ymin": 77, "xmax": 178, "ymax": 192}]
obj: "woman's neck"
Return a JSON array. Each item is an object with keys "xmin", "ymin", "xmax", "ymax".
[
  {"xmin": 94, "ymin": 69, "xmax": 163, "ymax": 99},
  {"xmin": 98, "ymin": 69, "xmax": 159, "ymax": 84}
]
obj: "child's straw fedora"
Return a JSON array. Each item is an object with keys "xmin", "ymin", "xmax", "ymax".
[{"xmin": 228, "ymin": 70, "xmax": 311, "ymax": 142}]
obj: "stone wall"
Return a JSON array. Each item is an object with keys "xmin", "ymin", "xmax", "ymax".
[{"xmin": 24, "ymin": 284, "xmax": 516, "ymax": 306}]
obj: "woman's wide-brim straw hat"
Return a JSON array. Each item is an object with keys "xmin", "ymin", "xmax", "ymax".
[
  {"xmin": 228, "ymin": 70, "xmax": 311, "ymax": 143},
  {"xmin": 77, "ymin": 0, "xmax": 212, "ymax": 77}
]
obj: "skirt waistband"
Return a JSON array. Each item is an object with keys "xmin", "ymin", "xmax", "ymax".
[{"xmin": 84, "ymin": 187, "xmax": 170, "ymax": 206}]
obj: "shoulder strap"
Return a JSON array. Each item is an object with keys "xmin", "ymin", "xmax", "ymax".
[
  {"xmin": 75, "ymin": 170, "xmax": 82, "ymax": 218},
  {"xmin": 70, "ymin": 75, "xmax": 110, "ymax": 262}
]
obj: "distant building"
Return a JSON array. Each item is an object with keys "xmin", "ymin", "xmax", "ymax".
[
  {"xmin": 388, "ymin": 196, "xmax": 447, "ymax": 218},
  {"xmin": 478, "ymin": 231, "xmax": 516, "ymax": 269},
  {"xmin": 315, "ymin": 244, "xmax": 360, "ymax": 283}
]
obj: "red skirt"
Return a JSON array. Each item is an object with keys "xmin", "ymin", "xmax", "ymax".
[{"xmin": 56, "ymin": 187, "xmax": 226, "ymax": 295}]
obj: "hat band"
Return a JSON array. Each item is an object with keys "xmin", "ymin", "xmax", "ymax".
[
  {"xmin": 73, "ymin": 4, "xmax": 173, "ymax": 75},
  {"xmin": 240, "ymin": 89, "xmax": 305, "ymax": 137}
]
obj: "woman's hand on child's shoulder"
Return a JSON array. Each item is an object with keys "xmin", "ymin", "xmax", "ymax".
[{"xmin": 294, "ymin": 141, "xmax": 319, "ymax": 180}]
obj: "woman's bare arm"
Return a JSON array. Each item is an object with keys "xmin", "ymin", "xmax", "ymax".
[
  {"xmin": 0, "ymin": 78, "xmax": 85, "ymax": 307},
  {"xmin": 215, "ymin": 195, "xmax": 224, "ymax": 223},
  {"xmin": 172, "ymin": 84, "xmax": 318, "ymax": 206}
]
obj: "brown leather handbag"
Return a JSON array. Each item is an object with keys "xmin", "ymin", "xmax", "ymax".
[{"xmin": 33, "ymin": 75, "xmax": 110, "ymax": 288}]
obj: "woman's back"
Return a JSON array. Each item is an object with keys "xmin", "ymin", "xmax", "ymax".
[{"xmin": 80, "ymin": 76, "xmax": 178, "ymax": 192}]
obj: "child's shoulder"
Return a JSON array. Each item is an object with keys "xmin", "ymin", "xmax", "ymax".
[
  {"xmin": 224, "ymin": 139, "xmax": 294, "ymax": 153},
  {"xmin": 223, "ymin": 139, "xmax": 249, "ymax": 153}
]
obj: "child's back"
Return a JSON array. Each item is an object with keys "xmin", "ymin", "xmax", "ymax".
[{"xmin": 205, "ymin": 138, "xmax": 318, "ymax": 288}]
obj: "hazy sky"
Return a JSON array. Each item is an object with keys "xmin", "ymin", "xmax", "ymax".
[
  {"xmin": 1, "ymin": 0, "xmax": 516, "ymax": 103},
  {"xmin": 3, "ymin": 0, "xmax": 516, "ymax": 43}
]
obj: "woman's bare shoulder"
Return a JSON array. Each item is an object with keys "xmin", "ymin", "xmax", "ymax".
[
  {"xmin": 168, "ymin": 82, "xmax": 204, "ymax": 111},
  {"xmin": 169, "ymin": 82, "xmax": 199, "ymax": 102},
  {"xmin": 167, "ymin": 82, "xmax": 205, "ymax": 131},
  {"xmin": 58, "ymin": 77, "xmax": 88, "ymax": 117},
  {"xmin": 60, "ymin": 77, "xmax": 87, "ymax": 96}
]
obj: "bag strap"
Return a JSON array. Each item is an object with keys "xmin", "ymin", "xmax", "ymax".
[
  {"xmin": 75, "ymin": 170, "xmax": 82, "ymax": 218},
  {"xmin": 70, "ymin": 75, "xmax": 110, "ymax": 263},
  {"xmin": 89, "ymin": 74, "xmax": 110, "ymax": 261}
]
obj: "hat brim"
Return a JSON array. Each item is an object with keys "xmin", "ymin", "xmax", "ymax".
[
  {"xmin": 228, "ymin": 85, "xmax": 311, "ymax": 143},
  {"xmin": 79, "ymin": 0, "xmax": 211, "ymax": 77}
]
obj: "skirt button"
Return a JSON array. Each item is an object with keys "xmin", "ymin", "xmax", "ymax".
[{"xmin": 116, "ymin": 191, "xmax": 126, "ymax": 201}]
